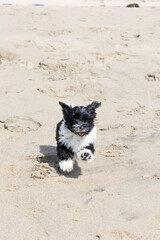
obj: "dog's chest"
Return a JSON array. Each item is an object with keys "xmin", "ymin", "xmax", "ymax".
[{"xmin": 58, "ymin": 121, "xmax": 96, "ymax": 153}]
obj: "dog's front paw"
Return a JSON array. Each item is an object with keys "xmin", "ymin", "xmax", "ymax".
[
  {"xmin": 77, "ymin": 149, "xmax": 94, "ymax": 162},
  {"xmin": 59, "ymin": 159, "xmax": 74, "ymax": 173}
]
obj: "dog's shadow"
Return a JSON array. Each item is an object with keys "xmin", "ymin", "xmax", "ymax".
[{"xmin": 37, "ymin": 145, "xmax": 81, "ymax": 178}]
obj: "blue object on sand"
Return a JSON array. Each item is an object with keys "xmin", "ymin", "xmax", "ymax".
[{"xmin": 32, "ymin": 4, "xmax": 44, "ymax": 6}]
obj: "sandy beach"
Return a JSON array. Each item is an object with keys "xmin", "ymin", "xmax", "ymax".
[{"xmin": 0, "ymin": 2, "xmax": 160, "ymax": 240}]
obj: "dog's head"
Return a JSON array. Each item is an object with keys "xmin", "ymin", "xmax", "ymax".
[{"xmin": 59, "ymin": 101, "xmax": 101, "ymax": 137}]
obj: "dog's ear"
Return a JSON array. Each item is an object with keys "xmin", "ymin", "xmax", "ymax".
[
  {"xmin": 59, "ymin": 102, "xmax": 71, "ymax": 115},
  {"xmin": 87, "ymin": 101, "xmax": 101, "ymax": 110}
]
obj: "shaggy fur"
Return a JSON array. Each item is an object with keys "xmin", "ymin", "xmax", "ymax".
[{"xmin": 56, "ymin": 101, "xmax": 101, "ymax": 172}]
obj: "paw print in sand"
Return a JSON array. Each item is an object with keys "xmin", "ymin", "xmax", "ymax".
[{"xmin": 2, "ymin": 116, "xmax": 41, "ymax": 132}]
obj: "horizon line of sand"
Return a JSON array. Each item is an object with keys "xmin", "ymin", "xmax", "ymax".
[{"xmin": 0, "ymin": 0, "xmax": 160, "ymax": 7}]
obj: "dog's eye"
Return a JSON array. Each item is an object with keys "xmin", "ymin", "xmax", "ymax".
[
  {"xmin": 82, "ymin": 115, "xmax": 93, "ymax": 121},
  {"xmin": 73, "ymin": 113, "xmax": 80, "ymax": 120}
]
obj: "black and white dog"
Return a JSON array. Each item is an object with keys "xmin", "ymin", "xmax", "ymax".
[{"xmin": 56, "ymin": 101, "xmax": 101, "ymax": 173}]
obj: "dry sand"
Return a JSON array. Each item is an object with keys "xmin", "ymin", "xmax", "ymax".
[{"xmin": 0, "ymin": 3, "xmax": 160, "ymax": 240}]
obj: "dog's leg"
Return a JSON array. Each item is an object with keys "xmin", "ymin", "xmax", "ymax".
[
  {"xmin": 57, "ymin": 144, "xmax": 74, "ymax": 173},
  {"xmin": 77, "ymin": 144, "xmax": 95, "ymax": 162},
  {"xmin": 56, "ymin": 121, "xmax": 74, "ymax": 173}
]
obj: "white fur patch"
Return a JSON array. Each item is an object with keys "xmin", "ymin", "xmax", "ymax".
[
  {"xmin": 66, "ymin": 103, "xmax": 76, "ymax": 108},
  {"xmin": 58, "ymin": 120, "xmax": 96, "ymax": 153},
  {"xmin": 77, "ymin": 148, "xmax": 94, "ymax": 162},
  {"xmin": 59, "ymin": 159, "xmax": 74, "ymax": 172}
]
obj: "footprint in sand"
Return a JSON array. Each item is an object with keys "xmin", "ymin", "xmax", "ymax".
[
  {"xmin": 37, "ymin": 86, "xmax": 73, "ymax": 98},
  {"xmin": 121, "ymin": 32, "xmax": 130, "ymax": 41},
  {"xmin": 153, "ymin": 110, "xmax": 160, "ymax": 122},
  {"xmin": 83, "ymin": 186, "xmax": 107, "ymax": 205},
  {"xmin": 0, "ymin": 121, "xmax": 5, "ymax": 129},
  {"xmin": 155, "ymin": 110, "xmax": 160, "ymax": 117},
  {"xmin": 100, "ymin": 125, "xmax": 135, "ymax": 136},
  {"xmin": 0, "ymin": 48, "xmax": 16, "ymax": 63},
  {"xmin": 38, "ymin": 60, "xmax": 80, "ymax": 81},
  {"xmin": 26, "ymin": 207, "xmax": 44, "ymax": 218},
  {"xmin": 101, "ymin": 144, "xmax": 124, "ymax": 158},
  {"xmin": 121, "ymin": 31, "xmax": 140, "ymax": 42},
  {"xmin": 111, "ymin": 125, "xmax": 135, "ymax": 136},
  {"xmin": 3, "ymin": 116, "xmax": 41, "ymax": 132},
  {"xmin": 117, "ymin": 107, "xmax": 145, "ymax": 115},
  {"xmin": 142, "ymin": 173, "xmax": 160, "ymax": 180},
  {"xmin": 107, "ymin": 230, "xmax": 141, "ymax": 240},
  {"xmin": 30, "ymin": 162, "xmax": 57, "ymax": 179},
  {"xmin": 49, "ymin": 29, "xmax": 71, "ymax": 37},
  {"xmin": 88, "ymin": 27, "xmax": 109, "ymax": 33},
  {"xmin": 66, "ymin": 80, "xmax": 106, "ymax": 101},
  {"xmin": 37, "ymin": 87, "xmax": 57, "ymax": 96},
  {"xmin": 145, "ymin": 72, "xmax": 160, "ymax": 81}
]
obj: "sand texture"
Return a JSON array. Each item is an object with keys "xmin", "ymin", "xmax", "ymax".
[{"xmin": 0, "ymin": 5, "xmax": 160, "ymax": 240}]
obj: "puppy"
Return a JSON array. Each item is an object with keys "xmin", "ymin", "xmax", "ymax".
[{"xmin": 56, "ymin": 101, "xmax": 101, "ymax": 173}]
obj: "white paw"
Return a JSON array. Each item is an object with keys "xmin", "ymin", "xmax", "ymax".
[
  {"xmin": 59, "ymin": 159, "xmax": 74, "ymax": 173},
  {"xmin": 77, "ymin": 149, "xmax": 94, "ymax": 162}
]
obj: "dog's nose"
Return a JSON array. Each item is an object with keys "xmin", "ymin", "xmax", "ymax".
[{"xmin": 80, "ymin": 124, "xmax": 87, "ymax": 129}]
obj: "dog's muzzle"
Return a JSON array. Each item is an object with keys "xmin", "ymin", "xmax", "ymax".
[{"xmin": 77, "ymin": 132, "xmax": 86, "ymax": 137}]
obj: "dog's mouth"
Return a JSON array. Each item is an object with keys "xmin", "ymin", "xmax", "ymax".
[{"xmin": 77, "ymin": 132, "xmax": 85, "ymax": 137}]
